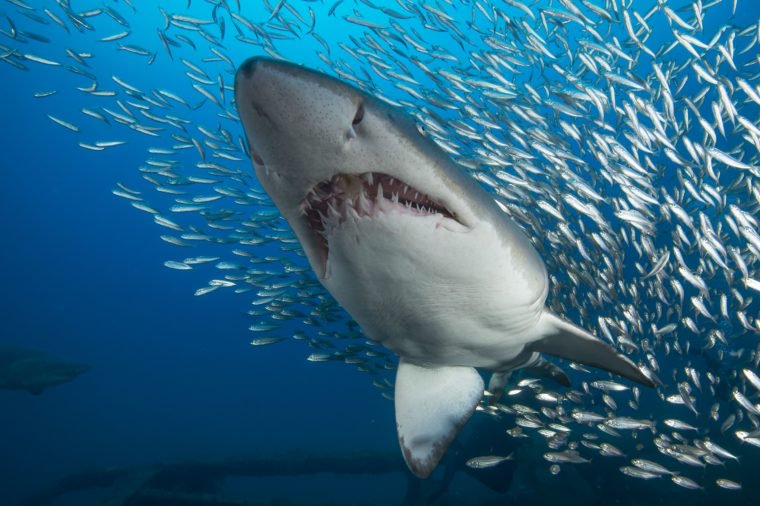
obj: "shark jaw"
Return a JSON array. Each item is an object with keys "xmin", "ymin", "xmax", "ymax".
[{"xmin": 299, "ymin": 171, "xmax": 468, "ymax": 278}]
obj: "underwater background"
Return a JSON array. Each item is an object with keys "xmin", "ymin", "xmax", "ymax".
[{"xmin": 1, "ymin": 0, "xmax": 759, "ymax": 505}]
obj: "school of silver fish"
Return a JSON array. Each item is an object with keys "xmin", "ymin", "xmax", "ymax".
[{"xmin": 2, "ymin": 0, "xmax": 758, "ymax": 494}]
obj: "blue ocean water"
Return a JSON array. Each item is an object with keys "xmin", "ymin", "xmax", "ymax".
[{"xmin": 1, "ymin": 0, "xmax": 759, "ymax": 505}]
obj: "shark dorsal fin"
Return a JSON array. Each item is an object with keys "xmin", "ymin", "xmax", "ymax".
[
  {"xmin": 395, "ymin": 359, "xmax": 483, "ymax": 478},
  {"xmin": 529, "ymin": 311, "xmax": 658, "ymax": 387}
]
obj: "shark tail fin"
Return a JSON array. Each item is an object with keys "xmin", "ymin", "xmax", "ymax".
[
  {"xmin": 395, "ymin": 359, "xmax": 483, "ymax": 479},
  {"xmin": 528, "ymin": 311, "xmax": 659, "ymax": 388}
]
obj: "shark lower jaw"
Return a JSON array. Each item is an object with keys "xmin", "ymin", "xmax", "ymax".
[{"xmin": 298, "ymin": 172, "xmax": 466, "ymax": 276}]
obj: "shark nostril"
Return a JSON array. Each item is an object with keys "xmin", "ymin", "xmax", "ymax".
[{"xmin": 250, "ymin": 100, "xmax": 275, "ymax": 126}]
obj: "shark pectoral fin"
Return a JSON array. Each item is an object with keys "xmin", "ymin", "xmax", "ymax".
[
  {"xmin": 529, "ymin": 311, "xmax": 658, "ymax": 388},
  {"xmin": 525, "ymin": 358, "xmax": 572, "ymax": 387},
  {"xmin": 487, "ymin": 371, "xmax": 511, "ymax": 401},
  {"xmin": 395, "ymin": 359, "xmax": 484, "ymax": 479}
]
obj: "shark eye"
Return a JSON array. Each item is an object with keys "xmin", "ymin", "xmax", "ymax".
[{"xmin": 352, "ymin": 103, "xmax": 365, "ymax": 126}]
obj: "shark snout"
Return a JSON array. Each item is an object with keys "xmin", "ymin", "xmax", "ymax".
[
  {"xmin": 235, "ymin": 59, "xmax": 275, "ymax": 128},
  {"xmin": 234, "ymin": 56, "xmax": 365, "ymax": 177},
  {"xmin": 238, "ymin": 56, "xmax": 259, "ymax": 81}
]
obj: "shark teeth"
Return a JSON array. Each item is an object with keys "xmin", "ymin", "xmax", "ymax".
[
  {"xmin": 358, "ymin": 187, "xmax": 370, "ymax": 211},
  {"xmin": 301, "ymin": 172, "xmax": 456, "ymax": 252}
]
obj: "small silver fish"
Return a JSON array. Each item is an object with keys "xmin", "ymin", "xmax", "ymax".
[
  {"xmin": 544, "ymin": 450, "xmax": 590, "ymax": 464},
  {"xmin": 671, "ymin": 475, "xmax": 702, "ymax": 490},
  {"xmin": 465, "ymin": 453, "xmax": 514, "ymax": 469},
  {"xmin": 620, "ymin": 466, "xmax": 660, "ymax": 480},
  {"xmin": 632, "ymin": 459, "xmax": 676, "ymax": 476},
  {"xmin": 716, "ymin": 479, "xmax": 742, "ymax": 490}
]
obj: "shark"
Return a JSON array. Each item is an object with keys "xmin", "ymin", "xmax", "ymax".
[
  {"xmin": 0, "ymin": 345, "xmax": 90, "ymax": 395},
  {"xmin": 234, "ymin": 57, "xmax": 657, "ymax": 479}
]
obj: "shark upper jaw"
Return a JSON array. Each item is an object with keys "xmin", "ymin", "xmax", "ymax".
[{"xmin": 246, "ymin": 157, "xmax": 473, "ymax": 281}]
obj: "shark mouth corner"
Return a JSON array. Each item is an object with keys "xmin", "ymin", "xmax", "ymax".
[{"xmin": 299, "ymin": 172, "xmax": 464, "ymax": 266}]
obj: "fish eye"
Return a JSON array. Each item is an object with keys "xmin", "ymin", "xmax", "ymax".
[{"xmin": 352, "ymin": 103, "xmax": 365, "ymax": 126}]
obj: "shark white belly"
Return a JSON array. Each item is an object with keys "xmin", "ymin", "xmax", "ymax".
[
  {"xmin": 324, "ymin": 203, "xmax": 546, "ymax": 369},
  {"xmin": 234, "ymin": 57, "xmax": 656, "ymax": 479}
]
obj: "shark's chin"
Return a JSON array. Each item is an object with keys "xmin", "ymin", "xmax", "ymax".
[{"xmin": 298, "ymin": 172, "xmax": 466, "ymax": 276}]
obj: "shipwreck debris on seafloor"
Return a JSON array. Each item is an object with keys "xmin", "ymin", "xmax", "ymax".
[{"xmin": 21, "ymin": 452, "xmax": 460, "ymax": 506}]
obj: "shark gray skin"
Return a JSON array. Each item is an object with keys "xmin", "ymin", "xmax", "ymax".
[
  {"xmin": 234, "ymin": 57, "xmax": 656, "ymax": 479},
  {"xmin": 0, "ymin": 345, "xmax": 90, "ymax": 395}
]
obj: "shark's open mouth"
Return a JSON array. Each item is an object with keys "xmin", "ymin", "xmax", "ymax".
[{"xmin": 300, "ymin": 172, "xmax": 461, "ymax": 256}]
